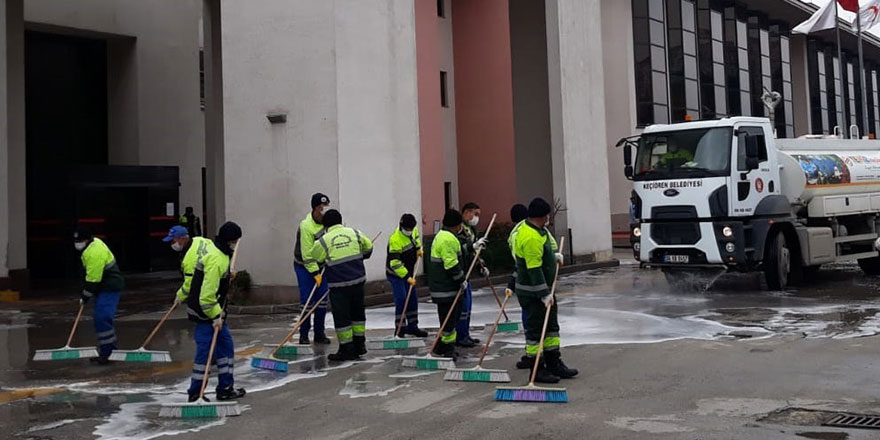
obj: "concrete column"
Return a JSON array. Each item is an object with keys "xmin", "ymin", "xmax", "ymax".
[
  {"xmin": 7, "ymin": 0, "xmax": 24, "ymax": 276},
  {"xmin": 107, "ymin": 37, "xmax": 140, "ymax": 165},
  {"xmin": 790, "ymin": 34, "xmax": 812, "ymax": 137},
  {"xmin": 203, "ymin": 0, "xmax": 224, "ymax": 235},
  {"xmin": 546, "ymin": 0, "xmax": 612, "ymax": 261},
  {"xmin": 0, "ymin": 0, "xmax": 9, "ymax": 280}
]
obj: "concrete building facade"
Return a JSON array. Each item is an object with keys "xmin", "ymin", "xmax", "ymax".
[{"xmin": 6, "ymin": 0, "xmax": 870, "ymax": 296}]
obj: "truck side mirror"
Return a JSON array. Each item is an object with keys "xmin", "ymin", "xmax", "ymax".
[
  {"xmin": 623, "ymin": 144, "xmax": 632, "ymax": 167},
  {"xmin": 624, "ymin": 165, "xmax": 634, "ymax": 179}
]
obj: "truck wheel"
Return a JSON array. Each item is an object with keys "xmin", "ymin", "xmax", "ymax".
[
  {"xmin": 764, "ymin": 231, "xmax": 790, "ymax": 291},
  {"xmin": 858, "ymin": 257, "xmax": 880, "ymax": 275}
]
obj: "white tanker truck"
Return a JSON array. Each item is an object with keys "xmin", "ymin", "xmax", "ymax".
[{"xmin": 618, "ymin": 116, "xmax": 880, "ymax": 290}]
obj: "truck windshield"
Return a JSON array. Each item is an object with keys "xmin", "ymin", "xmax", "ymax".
[{"xmin": 633, "ymin": 127, "xmax": 732, "ymax": 181}]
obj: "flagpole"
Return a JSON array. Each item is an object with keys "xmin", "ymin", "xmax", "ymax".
[
  {"xmin": 835, "ymin": 1, "xmax": 847, "ymax": 137},
  {"xmin": 858, "ymin": 9, "xmax": 870, "ymax": 138}
]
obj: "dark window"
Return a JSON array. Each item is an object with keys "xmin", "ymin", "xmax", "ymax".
[
  {"xmin": 437, "ymin": 0, "xmax": 445, "ymax": 18},
  {"xmin": 736, "ymin": 126, "xmax": 767, "ymax": 171},
  {"xmin": 440, "ymin": 71, "xmax": 449, "ymax": 108},
  {"xmin": 633, "ymin": 0, "xmax": 670, "ymax": 126},
  {"xmin": 667, "ymin": 0, "xmax": 699, "ymax": 122}
]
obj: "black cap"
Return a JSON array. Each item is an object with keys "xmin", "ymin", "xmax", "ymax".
[
  {"xmin": 311, "ymin": 193, "xmax": 330, "ymax": 209},
  {"xmin": 217, "ymin": 221, "xmax": 243, "ymax": 242},
  {"xmin": 399, "ymin": 213, "xmax": 417, "ymax": 229},
  {"xmin": 323, "ymin": 209, "xmax": 342, "ymax": 227},
  {"xmin": 442, "ymin": 209, "xmax": 463, "ymax": 228},
  {"xmin": 185, "ymin": 206, "xmax": 194, "ymax": 214},
  {"xmin": 528, "ymin": 198, "xmax": 552, "ymax": 218},
  {"xmin": 73, "ymin": 224, "xmax": 93, "ymax": 241},
  {"xmin": 510, "ymin": 204, "xmax": 528, "ymax": 223}
]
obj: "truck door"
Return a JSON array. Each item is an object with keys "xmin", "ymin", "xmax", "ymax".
[{"xmin": 730, "ymin": 124, "xmax": 776, "ymax": 217}]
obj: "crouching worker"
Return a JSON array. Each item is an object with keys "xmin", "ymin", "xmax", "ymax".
[
  {"xmin": 312, "ymin": 209, "xmax": 374, "ymax": 361},
  {"xmin": 185, "ymin": 221, "xmax": 246, "ymax": 402}
]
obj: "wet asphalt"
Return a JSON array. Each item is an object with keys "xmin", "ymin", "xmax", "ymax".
[{"xmin": 5, "ymin": 255, "xmax": 880, "ymax": 439}]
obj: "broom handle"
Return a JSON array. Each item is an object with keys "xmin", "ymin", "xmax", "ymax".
[
  {"xmin": 394, "ymin": 255, "xmax": 422, "ymax": 338},
  {"xmin": 428, "ymin": 214, "xmax": 496, "ymax": 353},
  {"xmin": 485, "ymin": 275, "xmax": 510, "ymax": 321},
  {"xmin": 528, "ymin": 236, "xmax": 565, "ymax": 387},
  {"xmin": 65, "ymin": 304, "xmax": 86, "ymax": 348},
  {"xmin": 295, "ymin": 266, "xmax": 326, "ymax": 329},
  {"xmin": 476, "ymin": 289, "xmax": 512, "ymax": 367},
  {"xmin": 270, "ymin": 289, "xmax": 331, "ymax": 357},
  {"xmin": 140, "ymin": 301, "xmax": 178, "ymax": 348},
  {"xmin": 199, "ymin": 323, "xmax": 222, "ymax": 401}
]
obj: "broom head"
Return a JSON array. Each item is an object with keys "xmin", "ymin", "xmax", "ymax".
[
  {"xmin": 494, "ymin": 383, "xmax": 568, "ymax": 403},
  {"xmin": 33, "ymin": 346, "xmax": 99, "ymax": 361},
  {"xmin": 263, "ymin": 343, "xmax": 313, "ymax": 358},
  {"xmin": 444, "ymin": 366, "xmax": 510, "ymax": 383},
  {"xmin": 400, "ymin": 354, "xmax": 456, "ymax": 370},
  {"xmin": 366, "ymin": 337, "xmax": 426, "ymax": 350},
  {"xmin": 250, "ymin": 355, "xmax": 293, "ymax": 372},
  {"xmin": 487, "ymin": 321, "xmax": 522, "ymax": 333},
  {"xmin": 109, "ymin": 348, "xmax": 172, "ymax": 362},
  {"xmin": 159, "ymin": 400, "xmax": 241, "ymax": 418}
]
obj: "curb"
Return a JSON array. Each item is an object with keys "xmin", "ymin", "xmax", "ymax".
[{"xmin": 228, "ymin": 259, "xmax": 620, "ymax": 315}]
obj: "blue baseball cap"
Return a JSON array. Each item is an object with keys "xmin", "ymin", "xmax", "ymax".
[{"xmin": 163, "ymin": 225, "xmax": 189, "ymax": 242}]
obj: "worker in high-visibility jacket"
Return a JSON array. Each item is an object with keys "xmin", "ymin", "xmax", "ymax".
[
  {"xmin": 163, "ymin": 225, "xmax": 211, "ymax": 306},
  {"xmin": 185, "ymin": 221, "xmax": 246, "ymax": 402},
  {"xmin": 428, "ymin": 209, "xmax": 485, "ymax": 360},
  {"xmin": 311, "ymin": 209, "xmax": 374, "ymax": 361},
  {"xmin": 455, "ymin": 202, "xmax": 488, "ymax": 348},
  {"xmin": 74, "ymin": 225, "xmax": 125, "ymax": 364},
  {"xmin": 293, "ymin": 193, "xmax": 332, "ymax": 345},
  {"xmin": 385, "ymin": 213, "xmax": 427, "ymax": 337},
  {"xmin": 179, "ymin": 206, "xmax": 202, "ymax": 237},
  {"xmin": 513, "ymin": 198, "xmax": 577, "ymax": 383}
]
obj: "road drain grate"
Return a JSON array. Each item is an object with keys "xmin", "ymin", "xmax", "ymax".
[{"xmin": 823, "ymin": 414, "xmax": 880, "ymax": 429}]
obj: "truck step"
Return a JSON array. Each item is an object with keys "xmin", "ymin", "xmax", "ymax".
[
  {"xmin": 835, "ymin": 251, "xmax": 880, "ymax": 262},
  {"xmin": 834, "ymin": 233, "xmax": 878, "ymax": 244}
]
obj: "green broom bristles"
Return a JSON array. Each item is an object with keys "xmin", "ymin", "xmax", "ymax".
[
  {"xmin": 400, "ymin": 355, "xmax": 456, "ymax": 370},
  {"xmin": 366, "ymin": 337, "xmax": 426, "ymax": 350},
  {"xmin": 264, "ymin": 343, "xmax": 313, "ymax": 358},
  {"xmin": 491, "ymin": 321, "xmax": 522, "ymax": 333},
  {"xmin": 108, "ymin": 348, "xmax": 172, "ymax": 362},
  {"xmin": 33, "ymin": 347, "xmax": 99, "ymax": 361},
  {"xmin": 159, "ymin": 401, "xmax": 242, "ymax": 418},
  {"xmin": 494, "ymin": 384, "xmax": 568, "ymax": 403},
  {"xmin": 444, "ymin": 366, "xmax": 510, "ymax": 383}
]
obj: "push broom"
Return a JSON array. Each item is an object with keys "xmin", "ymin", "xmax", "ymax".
[
  {"xmin": 366, "ymin": 255, "xmax": 426, "ymax": 350},
  {"xmin": 495, "ymin": 237, "xmax": 568, "ymax": 403},
  {"xmin": 401, "ymin": 214, "xmax": 496, "ymax": 371},
  {"xmin": 251, "ymin": 289, "xmax": 329, "ymax": 372},
  {"xmin": 33, "ymin": 303, "xmax": 99, "ymax": 361},
  {"xmin": 109, "ymin": 301, "xmax": 178, "ymax": 362},
  {"xmin": 483, "ymin": 275, "xmax": 522, "ymax": 333},
  {"xmin": 159, "ymin": 323, "xmax": 242, "ymax": 418},
  {"xmin": 444, "ymin": 286, "xmax": 513, "ymax": 383},
  {"xmin": 267, "ymin": 267, "xmax": 326, "ymax": 358}
]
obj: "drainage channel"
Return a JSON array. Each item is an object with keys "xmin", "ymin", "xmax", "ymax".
[{"xmin": 823, "ymin": 414, "xmax": 880, "ymax": 430}]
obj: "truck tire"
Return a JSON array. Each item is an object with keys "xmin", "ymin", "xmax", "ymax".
[
  {"xmin": 858, "ymin": 257, "xmax": 880, "ymax": 275},
  {"xmin": 764, "ymin": 231, "xmax": 790, "ymax": 291}
]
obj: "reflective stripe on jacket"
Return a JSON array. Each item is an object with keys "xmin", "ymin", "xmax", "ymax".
[
  {"xmin": 81, "ymin": 238, "xmax": 125, "ymax": 295},
  {"xmin": 187, "ymin": 240, "xmax": 231, "ymax": 322},
  {"xmin": 386, "ymin": 227, "xmax": 421, "ymax": 278},
  {"xmin": 176, "ymin": 237, "xmax": 212, "ymax": 302},
  {"xmin": 312, "ymin": 225, "xmax": 373, "ymax": 288},
  {"xmin": 427, "ymin": 229, "xmax": 464, "ymax": 299},
  {"xmin": 294, "ymin": 213, "xmax": 325, "ymax": 273}
]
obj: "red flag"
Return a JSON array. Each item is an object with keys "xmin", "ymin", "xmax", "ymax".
[{"xmin": 838, "ymin": 0, "xmax": 859, "ymax": 13}]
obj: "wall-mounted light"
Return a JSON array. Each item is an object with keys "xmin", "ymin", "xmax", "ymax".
[{"xmin": 267, "ymin": 113, "xmax": 287, "ymax": 124}]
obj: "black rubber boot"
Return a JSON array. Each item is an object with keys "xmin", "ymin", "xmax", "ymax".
[
  {"xmin": 90, "ymin": 356, "xmax": 112, "ymax": 365},
  {"xmin": 406, "ymin": 327, "xmax": 429, "ymax": 338},
  {"xmin": 216, "ymin": 387, "xmax": 246, "ymax": 401},
  {"xmin": 455, "ymin": 337, "xmax": 476, "ymax": 348},
  {"xmin": 533, "ymin": 358, "xmax": 561, "ymax": 384},
  {"xmin": 313, "ymin": 334, "xmax": 331, "ymax": 344},
  {"xmin": 188, "ymin": 393, "xmax": 208, "ymax": 403},
  {"xmin": 354, "ymin": 335, "xmax": 367, "ymax": 356},
  {"xmin": 515, "ymin": 355, "xmax": 533, "ymax": 370},
  {"xmin": 545, "ymin": 350, "xmax": 578, "ymax": 379},
  {"xmin": 328, "ymin": 343, "xmax": 360, "ymax": 362},
  {"xmin": 298, "ymin": 334, "xmax": 310, "ymax": 345}
]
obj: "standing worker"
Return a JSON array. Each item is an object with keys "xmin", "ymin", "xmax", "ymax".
[
  {"xmin": 386, "ymin": 213, "xmax": 428, "ymax": 337},
  {"xmin": 311, "ymin": 209, "xmax": 374, "ymax": 361},
  {"xmin": 293, "ymin": 193, "xmax": 332, "ymax": 345},
  {"xmin": 74, "ymin": 225, "xmax": 125, "ymax": 365},
  {"xmin": 163, "ymin": 225, "xmax": 211, "ymax": 306},
  {"xmin": 513, "ymin": 198, "xmax": 578, "ymax": 382},
  {"xmin": 185, "ymin": 221, "xmax": 246, "ymax": 402},
  {"xmin": 456, "ymin": 202, "xmax": 487, "ymax": 347},
  {"xmin": 427, "ymin": 209, "xmax": 471, "ymax": 360},
  {"xmin": 179, "ymin": 206, "xmax": 202, "ymax": 237}
]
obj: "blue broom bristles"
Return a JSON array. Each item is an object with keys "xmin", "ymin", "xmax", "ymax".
[
  {"xmin": 494, "ymin": 387, "xmax": 568, "ymax": 403},
  {"xmin": 250, "ymin": 357, "xmax": 289, "ymax": 372}
]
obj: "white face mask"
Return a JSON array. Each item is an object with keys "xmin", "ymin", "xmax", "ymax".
[
  {"xmin": 171, "ymin": 242, "xmax": 183, "ymax": 252},
  {"xmin": 402, "ymin": 229, "xmax": 413, "ymax": 237},
  {"xmin": 468, "ymin": 216, "xmax": 480, "ymax": 227},
  {"xmin": 320, "ymin": 205, "xmax": 330, "ymax": 215},
  {"xmin": 74, "ymin": 242, "xmax": 87, "ymax": 251},
  {"xmin": 229, "ymin": 241, "xmax": 238, "ymax": 251}
]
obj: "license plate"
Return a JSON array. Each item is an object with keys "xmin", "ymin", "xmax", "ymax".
[{"xmin": 664, "ymin": 254, "xmax": 689, "ymax": 264}]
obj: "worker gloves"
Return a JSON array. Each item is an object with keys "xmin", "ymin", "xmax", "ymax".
[
  {"xmin": 474, "ymin": 237, "xmax": 488, "ymax": 252},
  {"xmin": 504, "ymin": 288, "xmax": 513, "ymax": 298},
  {"xmin": 313, "ymin": 273, "xmax": 323, "ymax": 286},
  {"xmin": 417, "ymin": 249, "xmax": 424, "ymax": 258},
  {"xmin": 461, "ymin": 280, "xmax": 469, "ymax": 292},
  {"xmin": 556, "ymin": 252, "xmax": 564, "ymax": 266},
  {"xmin": 79, "ymin": 290, "xmax": 93, "ymax": 305},
  {"xmin": 407, "ymin": 277, "xmax": 416, "ymax": 286},
  {"xmin": 541, "ymin": 294, "xmax": 553, "ymax": 308},
  {"xmin": 480, "ymin": 266, "xmax": 490, "ymax": 278},
  {"xmin": 212, "ymin": 316, "xmax": 224, "ymax": 328}
]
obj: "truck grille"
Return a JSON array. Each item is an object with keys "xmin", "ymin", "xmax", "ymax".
[{"xmin": 651, "ymin": 223, "xmax": 701, "ymax": 245}]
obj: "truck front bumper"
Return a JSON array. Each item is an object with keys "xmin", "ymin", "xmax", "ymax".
[{"xmin": 637, "ymin": 221, "xmax": 747, "ymax": 268}]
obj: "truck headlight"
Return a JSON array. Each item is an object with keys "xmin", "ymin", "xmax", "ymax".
[
  {"xmin": 722, "ymin": 226, "xmax": 733, "ymax": 238},
  {"xmin": 725, "ymin": 242, "xmax": 736, "ymax": 253},
  {"xmin": 633, "ymin": 226, "xmax": 641, "ymax": 238}
]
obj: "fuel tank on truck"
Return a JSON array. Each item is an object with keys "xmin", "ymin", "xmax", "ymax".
[{"xmin": 776, "ymin": 138, "xmax": 880, "ymax": 204}]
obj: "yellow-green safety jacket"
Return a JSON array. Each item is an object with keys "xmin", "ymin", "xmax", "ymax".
[
  {"xmin": 294, "ymin": 212, "xmax": 325, "ymax": 274},
  {"xmin": 658, "ymin": 149, "xmax": 694, "ymax": 167},
  {"xmin": 81, "ymin": 238, "xmax": 125, "ymax": 298},
  {"xmin": 312, "ymin": 224, "xmax": 373, "ymax": 288},
  {"xmin": 386, "ymin": 227, "xmax": 422, "ymax": 278},
  {"xmin": 175, "ymin": 237, "xmax": 212, "ymax": 302},
  {"xmin": 186, "ymin": 239, "xmax": 231, "ymax": 322},
  {"xmin": 513, "ymin": 221, "xmax": 557, "ymax": 298},
  {"xmin": 427, "ymin": 228, "xmax": 464, "ymax": 299}
]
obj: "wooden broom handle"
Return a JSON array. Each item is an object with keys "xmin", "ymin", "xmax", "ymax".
[
  {"xmin": 199, "ymin": 323, "xmax": 222, "ymax": 400},
  {"xmin": 528, "ymin": 236, "xmax": 565, "ymax": 386},
  {"xmin": 140, "ymin": 301, "xmax": 178, "ymax": 349},
  {"xmin": 65, "ymin": 304, "xmax": 86, "ymax": 348},
  {"xmin": 485, "ymin": 275, "xmax": 510, "ymax": 321},
  {"xmin": 477, "ymin": 289, "xmax": 512, "ymax": 367},
  {"xmin": 427, "ymin": 214, "xmax": 497, "ymax": 353},
  {"xmin": 294, "ymin": 267, "xmax": 326, "ymax": 330},
  {"xmin": 394, "ymin": 255, "xmax": 422, "ymax": 338},
  {"xmin": 270, "ymin": 290, "xmax": 331, "ymax": 357}
]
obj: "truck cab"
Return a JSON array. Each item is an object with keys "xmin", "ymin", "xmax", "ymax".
[{"xmin": 620, "ymin": 116, "xmax": 880, "ymax": 290}]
